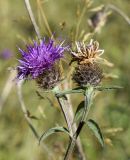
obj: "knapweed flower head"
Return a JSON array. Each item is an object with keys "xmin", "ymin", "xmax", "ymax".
[
  {"xmin": 17, "ymin": 38, "xmax": 68, "ymax": 89},
  {"xmin": 71, "ymin": 39, "xmax": 106, "ymax": 87},
  {"xmin": 36, "ymin": 66, "xmax": 61, "ymax": 90},
  {"xmin": 72, "ymin": 63, "xmax": 103, "ymax": 86},
  {"xmin": 71, "ymin": 39, "xmax": 113, "ymax": 67},
  {"xmin": 17, "ymin": 38, "xmax": 67, "ymax": 80}
]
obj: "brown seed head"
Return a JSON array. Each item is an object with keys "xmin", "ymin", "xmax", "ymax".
[{"xmin": 72, "ymin": 63, "xmax": 103, "ymax": 86}]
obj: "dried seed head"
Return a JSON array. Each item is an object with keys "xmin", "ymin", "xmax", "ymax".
[
  {"xmin": 71, "ymin": 39, "xmax": 104, "ymax": 65},
  {"xmin": 70, "ymin": 39, "xmax": 113, "ymax": 67},
  {"xmin": 72, "ymin": 63, "xmax": 103, "ymax": 86},
  {"xmin": 36, "ymin": 66, "xmax": 61, "ymax": 90}
]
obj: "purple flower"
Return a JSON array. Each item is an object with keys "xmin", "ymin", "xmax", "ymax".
[{"xmin": 17, "ymin": 38, "xmax": 67, "ymax": 80}]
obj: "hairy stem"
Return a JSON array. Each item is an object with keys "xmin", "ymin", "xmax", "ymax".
[
  {"xmin": 64, "ymin": 121, "xmax": 85, "ymax": 160},
  {"xmin": 55, "ymin": 85, "xmax": 86, "ymax": 160},
  {"xmin": 63, "ymin": 86, "xmax": 86, "ymax": 160},
  {"xmin": 64, "ymin": 87, "xmax": 93, "ymax": 160},
  {"xmin": 57, "ymin": 97, "xmax": 86, "ymax": 160},
  {"xmin": 64, "ymin": 95, "xmax": 87, "ymax": 160},
  {"xmin": 56, "ymin": 96, "xmax": 73, "ymax": 136}
]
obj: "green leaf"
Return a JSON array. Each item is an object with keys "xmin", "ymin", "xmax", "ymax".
[
  {"xmin": 39, "ymin": 126, "xmax": 71, "ymax": 144},
  {"xmin": 73, "ymin": 101, "xmax": 84, "ymax": 123},
  {"xmin": 89, "ymin": 4, "xmax": 104, "ymax": 12},
  {"xmin": 86, "ymin": 119, "xmax": 104, "ymax": 147},
  {"xmin": 55, "ymin": 88, "xmax": 85, "ymax": 98},
  {"xmin": 95, "ymin": 85, "xmax": 123, "ymax": 91},
  {"xmin": 74, "ymin": 87, "xmax": 94, "ymax": 123}
]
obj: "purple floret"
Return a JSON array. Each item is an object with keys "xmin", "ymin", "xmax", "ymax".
[{"xmin": 17, "ymin": 38, "xmax": 67, "ymax": 79}]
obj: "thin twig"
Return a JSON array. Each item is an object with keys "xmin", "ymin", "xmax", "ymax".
[
  {"xmin": 17, "ymin": 80, "xmax": 54, "ymax": 160},
  {"xmin": 24, "ymin": 0, "xmax": 41, "ymax": 39},
  {"xmin": 0, "ymin": 70, "xmax": 16, "ymax": 113},
  {"xmin": 107, "ymin": 4, "xmax": 130, "ymax": 25},
  {"xmin": 37, "ymin": 0, "xmax": 53, "ymax": 38},
  {"xmin": 75, "ymin": 5, "xmax": 87, "ymax": 41},
  {"xmin": 75, "ymin": 0, "xmax": 93, "ymax": 41}
]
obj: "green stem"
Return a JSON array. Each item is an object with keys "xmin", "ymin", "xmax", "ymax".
[
  {"xmin": 64, "ymin": 86, "xmax": 94, "ymax": 160},
  {"xmin": 53, "ymin": 86, "xmax": 86, "ymax": 159},
  {"xmin": 56, "ymin": 95, "xmax": 73, "ymax": 136},
  {"xmin": 75, "ymin": 4, "xmax": 87, "ymax": 41},
  {"xmin": 64, "ymin": 121, "xmax": 84, "ymax": 160},
  {"xmin": 53, "ymin": 87, "xmax": 73, "ymax": 135}
]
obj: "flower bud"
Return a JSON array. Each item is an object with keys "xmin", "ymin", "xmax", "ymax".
[{"xmin": 72, "ymin": 63, "xmax": 103, "ymax": 86}]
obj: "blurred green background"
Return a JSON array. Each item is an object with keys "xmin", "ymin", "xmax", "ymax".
[{"xmin": 0, "ymin": 0, "xmax": 130, "ymax": 160}]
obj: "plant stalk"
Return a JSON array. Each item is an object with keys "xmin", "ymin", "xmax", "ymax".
[
  {"xmin": 64, "ymin": 92, "xmax": 86, "ymax": 160},
  {"xmin": 56, "ymin": 96, "xmax": 73, "ymax": 136},
  {"xmin": 24, "ymin": 0, "xmax": 41, "ymax": 39},
  {"xmin": 64, "ymin": 87, "xmax": 94, "ymax": 160},
  {"xmin": 54, "ymin": 86, "xmax": 86, "ymax": 160},
  {"xmin": 64, "ymin": 121, "xmax": 85, "ymax": 160}
]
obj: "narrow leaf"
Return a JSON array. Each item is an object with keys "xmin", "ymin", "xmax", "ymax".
[
  {"xmin": 95, "ymin": 85, "xmax": 123, "ymax": 91},
  {"xmin": 86, "ymin": 119, "xmax": 104, "ymax": 147},
  {"xmin": 56, "ymin": 88, "xmax": 84, "ymax": 98},
  {"xmin": 39, "ymin": 126, "xmax": 71, "ymax": 144},
  {"xmin": 73, "ymin": 101, "xmax": 84, "ymax": 123},
  {"xmin": 89, "ymin": 4, "xmax": 104, "ymax": 12}
]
